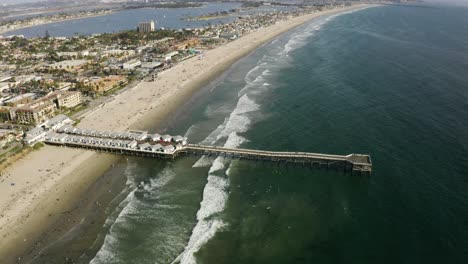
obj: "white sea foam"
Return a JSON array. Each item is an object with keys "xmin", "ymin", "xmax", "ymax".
[
  {"xmin": 172, "ymin": 157, "xmax": 230, "ymax": 264},
  {"xmin": 90, "ymin": 167, "xmax": 176, "ymax": 264},
  {"xmin": 192, "ymin": 156, "xmax": 214, "ymax": 168},
  {"xmin": 199, "ymin": 117, "xmax": 228, "ymax": 145},
  {"xmin": 224, "ymin": 132, "xmax": 247, "ymax": 149},
  {"xmin": 216, "ymin": 94, "xmax": 259, "ymax": 141},
  {"xmin": 239, "ymin": 69, "xmax": 271, "ymax": 96},
  {"xmin": 174, "ymin": 114, "xmax": 250, "ymax": 264},
  {"xmin": 184, "ymin": 125, "xmax": 197, "ymax": 138},
  {"xmin": 244, "ymin": 62, "xmax": 267, "ymax": 83},
  {"xmin": 285, "ymin": 6, "xmax": 374, "ymax": 56},
  {"xmin": 144, "ymin": 167, "xmax": 176, "ymax": 191},
  {"xmin": 208, "ymin": 157, "xmax": 225, "ymax": 174}
]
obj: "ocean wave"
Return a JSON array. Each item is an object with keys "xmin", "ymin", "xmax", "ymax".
[
  {"xmin": 281, "ymin": 9, "xmax": 363, "ymax": 55},
  {"xmin": 192, "ymin": 156, "xmax": 214, "ymax": 168},
  {"xmin": 216, "ymin": 94, "xmax": 259, "ymax": 141},
  {"xmin": 90, "ymin": 166, "xmax": 176, "ymax": 264},
  {"xmin": 244, "ymin": 62, "xmax": 267, "ymax": 83},
  {"xmin": 184, "ymin": 124, "xmax": 197, "ymax": 138},
  {"xmin": 224, "ymin": 132, "xmax": 247, "ymax": 149},
  {"xmin": 199, "ymin": 117, "xmax": 229, "ymax": 145},
  {"xmin": 172, "ymin": 157, "xmax": 230, "ymax": 264}
]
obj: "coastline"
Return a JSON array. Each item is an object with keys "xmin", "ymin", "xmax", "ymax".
[
  {"xmin": 0, "ymin": 4, "xmax": 374, "ymax": 263},
  {"xmin": 0, "ymin": 11, "xmax": 115, "ymax": 37}
]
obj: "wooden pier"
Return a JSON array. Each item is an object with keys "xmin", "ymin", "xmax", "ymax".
[{"xmin": 44, "ymin": 141, "xmax": 372, "ymax": 174}]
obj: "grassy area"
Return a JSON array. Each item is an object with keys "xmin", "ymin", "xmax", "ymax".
[
  {"xmin": 0, "ymin": 143, "xmax": 22, "ymax": 157},
  {"xmin": 32, "ymin": 142, "xmax": 45, "ymax": 150},
  {"xmin": 73, "ymin": 118, "xmax": 82, "ymax": 127},
  {"xmin": 103, "ymin": 85, "xmax": 125, "ymax": 96},
  {"xmin": 65, "ymin": 104, "xmax": 88, "ymax": 116}
]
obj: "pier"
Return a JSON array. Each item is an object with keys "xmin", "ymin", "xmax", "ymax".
[{"xmin": 43, "ymin": 133, "xmax": 372, "ymax": 174}]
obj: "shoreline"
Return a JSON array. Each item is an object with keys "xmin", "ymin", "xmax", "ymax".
[
  {"xmin": 0, "ymin": 4, "xmax": 374, "ymax": 263},
  {"xmin": 0, "ymin": 11, "xmax": 115, "ymax": 37}
]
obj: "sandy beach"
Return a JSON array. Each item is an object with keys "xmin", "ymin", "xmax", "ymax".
[{"xmin": 0, "ymin": 4, "xmax": 371, "ymax": 263}]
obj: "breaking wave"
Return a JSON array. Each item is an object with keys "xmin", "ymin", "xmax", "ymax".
[{"xmin": 90, "ymin": 166, "xmax": 176, "ymax": 264}]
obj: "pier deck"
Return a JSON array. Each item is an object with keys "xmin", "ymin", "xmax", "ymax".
[{"xmin": 44, "ymin": 140, "xmax": 372, "ymax": 174}]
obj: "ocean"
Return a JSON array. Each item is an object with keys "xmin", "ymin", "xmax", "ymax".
[{"xmin": 33, "ymin": 4, "xmax": 468, "ymax": 264}]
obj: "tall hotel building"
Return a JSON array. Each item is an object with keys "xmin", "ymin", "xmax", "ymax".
[{"xmin": 138, "ymin": 20, "xmax": 155, "ymax": 33}]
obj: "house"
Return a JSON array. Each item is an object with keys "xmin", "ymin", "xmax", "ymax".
[
  {"xmin": 110, "ymin": 132, "xmax": 119, "ymax": 138},
  {"xmin": 111, "ymin": 140, "xmax": 122, "ymax": 147},
  {"xmin": 81, "ymin": 129, "xmax": 91, "ymax": 136},
  {"xmin": 24, "ymin": 127, "xmax": 46, "ymax": 145},
  {"xmin": 173, "ymin": 135, "xmax": 187, "ymax": 145},
  {"xmin": 54, "ymin": 133, "xmax": 68, "ymax": 142},
  {"xmin": 121, "ymin": 140, "xmax": 132, "ymax": 148},
  {"xmin": 138, "ymin": 143, "xmax": 152, "ymax": 151},
  {"xmin": 68, "ymin": 126, "xmax": 80, "ymax": 134},
  {"xmin": 163, "ymin": 145, "xmax": 175, "ymax": 154},
  {"xmin": 45, "ymin": 132, "xmax": 58, "ymax": 141},
  {"xmin": 44, "ymin": 114, "xmax": 73, "ymax": 130},
  {"xmin": 128, "ymin": 140, "xmax": 138, "ymax": 149},
  {"xmin": 58, "ymin": 125, "xmax": 73, "ymax": 133},
  {"xmin": 151, "ymin": 144, "xmax": 163, "ymax": 152},
  {"xmin": 89, "ymin": 129, "xmax": 98, "ymax": 137},
  {"xmin": 128, "ymin": 130, "xmax": 147, "ymax": 140},
  {"xmin": 149, "ymin": 133, "xmax": 161, "ymax": 141},
  {"xmin": 162, "ymin": 135, "xmax": 172, "ymax": 142},
  {"xmin": 119, "ymin": 132, "xmax": 131, "ymax": 139},
  {"xmin": 101, "ymin": 131, "xmax": 111, "ymax": 138}
]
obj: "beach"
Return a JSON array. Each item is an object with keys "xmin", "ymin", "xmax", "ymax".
[{"xmin": 0, "ymin": 4, "xmax": 370, "ymax": 263}]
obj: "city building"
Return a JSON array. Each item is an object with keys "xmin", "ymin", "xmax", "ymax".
[
  {"xmin": 50, "ymin": 91, "xmax": 83, "ymax": 109},
  {"xmin": 138, "ymin": 20, "xmax": 155, "ymax": 33},
  {"xmin": 4, "ymin": 93, "xmax": 35, "ymax": 107},
  {"xmin": 88, "ymin": 75, "xmax": 127, "ymax": 94},
  {"xmin": 0, "ymin": 106, "xmax": 15, "ymax": 122},
  {"xmin": 46, "ymin": 60, "xmax": 89, "ymax": 72},
  {"xmin": 15, "ymin": 101, "xmax": 56, "ymax": 125},
  {"xmin": 122, "ymin": 59, "xmax": 142, "ymax": 70}
]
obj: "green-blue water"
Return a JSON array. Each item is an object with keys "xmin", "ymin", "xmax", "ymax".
[{"xmin": 85, "ymin": 5, "xmax": 468, "ymax": 264}]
